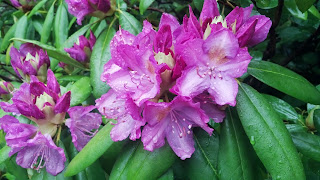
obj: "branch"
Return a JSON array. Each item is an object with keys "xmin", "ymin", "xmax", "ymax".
[{"xmin": 263, "ymin": 0, "xmax": 284, "ymax": 60}]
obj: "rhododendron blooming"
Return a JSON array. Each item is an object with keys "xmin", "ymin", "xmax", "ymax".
[{"xmin": 96, "ymin": 0, "xmax": 271, "ymax": 160}]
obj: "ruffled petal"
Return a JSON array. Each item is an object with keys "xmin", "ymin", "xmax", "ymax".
[{"xmin": 199, "ymin": 0, "xmax": 220, "ymax": 24}]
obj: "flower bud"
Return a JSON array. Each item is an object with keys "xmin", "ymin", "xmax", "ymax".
[
  {"xmin": 10, "ymin": 0, "xmax": 38, "ymax": 12},
  {"xmin": 0, "ymin": 81, "xmax": 14, "ymax": 101},
  {"xmin": 10, "ymin": 43, "xmax": 50, "ymax": 83}
]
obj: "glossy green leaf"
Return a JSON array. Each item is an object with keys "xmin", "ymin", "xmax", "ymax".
[
  {"xmin": 4, "ymin": 156, "xmax": 28, "ymax": 180},
  {"xmin": 70, "ymin": 77, "xmax": 92, "ymax": 106},
  {"xmin": 109, "ymin": 142, "xmax": 176, "ymax": 180},
  {"xmin": 31, "ymin": 141, "xmax": 72, "ymax": 180},
  {"xmin": 0, "ymin": 23, "xmax": 16, "ymax": 52},
  {"xmin": 0, "ymin": 145, "xmax": 10, "ymax": 165},
  {"xmin": 139, "ymin": 0, "xmax": 155, "ymax": 15},
  {"xmin": 248, "ymin": 60, "xmax": 320, "ymax": 105},
  {"xmin": 54, "ymin": 3, "xmax": 69, "ymax": 49},
  {"xmin": 295, "ymin": 0, "xmax": 315, "ymax": 13},
  {"xmin": 236, "ymin": 83, "xmax": 305, "ymax": 179},
  {"xmin": 68, "ymin": 143, "xmax": 108, "ymax": 180},
  {"xmin": 100, "ymin": 140, "xmax": 126, "ymax": 174},
  {"xmin": 262, "ymin": 94, "xmax": 299, "ymax": 122},
  {"xmin": 158, "ymin": 169, "xmax": 174, "ymax": 180},
  {"xmin": 11, "ymin": 38, "xmax": 85, "ymax": 69},
  {"xmin": 118, "ymin": 10, "xmax": 142, "ymax": 35},
  {"xmin": 65, "ymin": 123, "xmax": 114, "ymax": 177},
  {"xmin": 218, "ymin": 107, "xmax": 254, "ymax": 180},
  {"xmin": 58, "ymin": 75, "xmax": 85, "ymax": 82},
  {"xmin": 182, "ymin": 129, "xmax": 219, "ymax": 180},
  {"xmin": 14, "ymin": 15, "xmax": 28, "ymax": 48},
  {"xmin": 27, "ymin": 0, "xmax": 48, "ymax": 19},
  {"xmin": 286, "ymin": 124, "xmax": 320, "ymax": 162},
  {"xmin": 41, "ymin": 2, "xmax": 55, "ymax": 43},
  {"xmin": 308, "ymin": 5, "xmax": 320, "ymax": 19},
  {"xmin": 32, "ymin": 16, "xmax": 44, "ymax": 34},
  {"xmin": 284, "ymin": 0, "xmax": 308, "ymax": 20},
  {"xmin": 256, "ymin": 0, "xmax": 278, "ymax": 9},
  {"xmin": 90, "ymin": 26, "xmax": 116, "ymax": 98}
]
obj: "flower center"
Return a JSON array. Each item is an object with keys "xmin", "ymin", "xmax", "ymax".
[
  {"xmin": 196, "ymin": 63, "xmax": 223, "ymax": 79},
  {"xmin": 31, "ymin": 145, "xmax": 47, "ymax": 172},
  {"xmin": 35, "ymin": 92, "xmax": 55, "ymax": 110}
]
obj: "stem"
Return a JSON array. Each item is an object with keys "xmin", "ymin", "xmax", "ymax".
[{"xmin": 55, "ymin": 125, "xmax": 62, "ymax": 144}]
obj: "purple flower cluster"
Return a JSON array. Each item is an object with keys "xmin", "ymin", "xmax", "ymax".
[
  {"xmin": 0, "ymin": 52, "xmax": 101, "ymax": 175},
  {"xmin": 96, "ymin": 0, "xmax": 271, "ymax": 159}
]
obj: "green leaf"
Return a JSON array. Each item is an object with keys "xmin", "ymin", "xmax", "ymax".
[
  {"xmin": 69, "ymin": 77, "xmax": 92, "ymax": 106},
  {"xmin": 295, "ymin": 0, "xmax": 316, "ymax": 13},
  {"xmin": 90, "ymin": 26, "xmax": 116, "ymax": 98},
  {"xmin": 308, "ymin": 5, "xmax": 320, "ymax": 19},
  {"xmin": 65, "ymin": 123, "xmax": 114, "ymax": 177},
  {"xmin": 54, "ymin": 2, "xmax": 69, "ymax": 49},
  {"xmin": 262, "ymin": 94, "xmax": 299, "ymax": 122},
  {"xmin": 27, "ymin": 0, "xmax": 48, "ymax": 19},
  {"xmin": 109, "ymin": 142, "xmax": 176, "ymax": 180},
  {"xmin": 64, "ymin": 22, "xmax": 95, "ymax": 49},
  {"xmin": 158, "ymin": 169, "xmax": 174, "ymax": 180},
  {"xmin": 193, "ymin": 0, "xmax": 204, "ymax": 12},
  {"xmin": 314, "ymin": 109, "xmax": 320, "ymax": 131},
  {"xmin": 248, "ymin": 60, "xmax": 320, "ymax": 105},
  {"xmin": 31, "ymin": 141, "xmax": 72, "ymax": 180},
  {"xmin": 284, "ymin": 0, "xmax": 308, "ymax": 20},
  {"xmin": 14, "ymin": 15, "xmax": 28, "ymax": 48},
  {"xmin": 236, "ymin": 83, "xmax": 305, "ymax": 179},
  {"xmin": 118, "ymin": 10, "xmax": 142, "ymax": 35},
  {"xmin": 286, "ymin": 124, "xmax": 320, "ymax": 162},
  {"xmin": 0, "ymin": 23, "xmax": 16, "ymax": 53},
  {"xmin": 68, "ymin": 143, "xmax": 108, "ymax": 180},
  {"xmin": 182, "ymin": 129, "xmax": 219, "ymax": 180},
  {"xmin": 41, "ymin": 2, "xmax": 55, "ymax": 44},
  {"xmin": 58, "ymin": 75, "xmax": 86, "ymax": 82},
  {"xmin": 139, "ymin": 0, "xmax": 155, "ymax": 15},
  {"xmin": 218, "ymin": 107, "xmax": 254, "ymax": 180},
  {"xmin": 256, "ymin": 0, "xmax": 278, "ymax": 9},
  {"xmin": 11, "ymin": 38, "xmax": 86, "ymax": 69},
  {"xmin": 4, "ymin": 155, "xmax": 29, "ymax": 179},
  {"xmin": 0, "ymin": 145, "xmax": 10, "ymax": 165}
]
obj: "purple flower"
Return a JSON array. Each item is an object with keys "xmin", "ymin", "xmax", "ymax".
[
  {"xmin": 10, "ymin": 43, "xmax": 50, "ymax": 82},
  {"xmin": 65, "ymin": 0, "xmax": 114, "ymax": 25},
  {"xmin": 15, "ymin": 132, "xmax": 66, "ymax": 176},
  {"xmin": 65, "ymin": 106, "xmax": 102, "ymax": 151},
  {"xmin": 200, "ymin": 0, "xmax": 272, "ymax": 47},
  {"xmin": 142, "ymin": 96, "xmax": 213, "ymax": 160},
  {"xmin": 95, "ymin": 89, "xmax": 145, "ymax": 141},
  {"xmin": 172, "ymin": 28, "xmax": 252, "ymax": 106},
  {"xmin": 0, "ymin": 70, "xmax": 71, "ymax": 136},
  {"xmin": 0, "ymin": 116, "xmax": 66, "ymax": 176},
  {"xmin": 64, "ymin": 31, "xmax": 96, "ymax": 67},
  {"xmin": 0, "ymin": 81, "xmax": 14, "ymax": 101}
]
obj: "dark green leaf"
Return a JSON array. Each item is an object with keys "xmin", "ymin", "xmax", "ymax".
[
  {"xmin": 90, "ymin": 26, "xmax": 116, "ymax": 98},
  {"xmin": 314, "ymin": 109, "xmax": 320, "ymax": 131},
  {"xmin": 139, "ymin": 0, "xmax": 155, "ymax": 15},
  {"xmin": 4, "ymin": 155, "xmax": 28, "ymax": 179},
  {"xmin": 308, "ymin": 5, "xmax": 320, "ymax": 19},
  {"xmin": 11, "ymin": 38, "xmax": 85, "ymax": 69},
  {"xmin": 14, "ymin": 15, "xmax": 28, "ymax": 48},
  {"xmin": 41, "ymin": 2, "xmax": 55, "ymax": 44},
  {"xmin": 236, "ymin": 83, "xmax": 305, "ymax": 179},
  {"xmin": 65, "ymin": 123, "xmax": 114, "ymax": 177},
  {"xmin": 54, "ymin": 3, "xmax": 69, "ymax": 49},
  {"xmin": 193, "ymin": 0, "xmax": 204, "ymax": 12},
  {"xmin": 0, "ymin": 23, "xmax": 16, "ymax": 53},
  {"xmin": 27, "ymin": 0, "xmax": 48, "ymax": 19},
  {"xmin": 295, "ymin": 0, "xmax": 315, "ymax": 13},
  {"xmin": 262, "ymin": 94, "xmax": 299, "ymax": 122},
  {"xmin": 256, "ymin": 0, "xmax": 278, "ymax": 9},
  {"xmin": 284, "ymin": 0, "xmax": 308, "ymax": 20},
  {"xmin": 64, "ymin": 22, "xmax": 97, "ymax": 49},
  {"xmin": 248, "ymin": 60, "xmax": 320, "ymax": 104},
  {"xmin": 182, "ymin": 129, "xmax": 219, "ymax": 180},
  {"xmin": 70, "ymin": 77, "xmax": 92, "ymax": 106},
  {"xmin": 218, "ymin": 107, "xmax": 254, "ymax": 180},
  {"xmin": 158, "ymin": 169, "xmax": 174, "ymax": 180},
  {"xmin": 118, "ymin": 10, "xmax": 142, "ymax": 35},
  {"xmin": 109, "ymin": 142, "xmax": 176, "ymax": 180}
]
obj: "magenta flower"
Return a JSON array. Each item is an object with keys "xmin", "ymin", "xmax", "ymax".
[
  {"xmin": 9, "ymin": 0, "xmax": 38, "ymax": 11},
  {"xmin": 200, "ymin": 0, "xmax": 272, "ymax": 47},
  {"xmin": 15, "ymin": 132, "xmax": 66, "ymax": 175},
  {"xmin": 0, "ymin": 116, "xmax": 66, "ymax": 176},
  {"xmin": 0, "ymin": 81, "xmax": 14, "ymax": 101},
  {"xmin": 64, "ymin": 31, "xmax": 96, "ymax": 67},
  {"xmin": 142, "ymin": 96, "xmax": 213, "ymax": 160},
  {"xmin": 65, "ymin": 0, "xmax": 113, "ymax": 25},
  {"xmin": 10, "ymin": 43, "xmax": 50, "ymax": 82},
  {"xmin": 172, "ymin": 28, "xmax": 252, "ymax": 106},
  {"xmin": 0, "ymin": 70, "xmax": 71, "ymax": 136},
  {"xmin": 65, "ymin": 106, "xmax": 102, "ymax": 151},
  {"xmin": 96, "ymin": 89, "xmax": 145, "ymax": 141}
]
